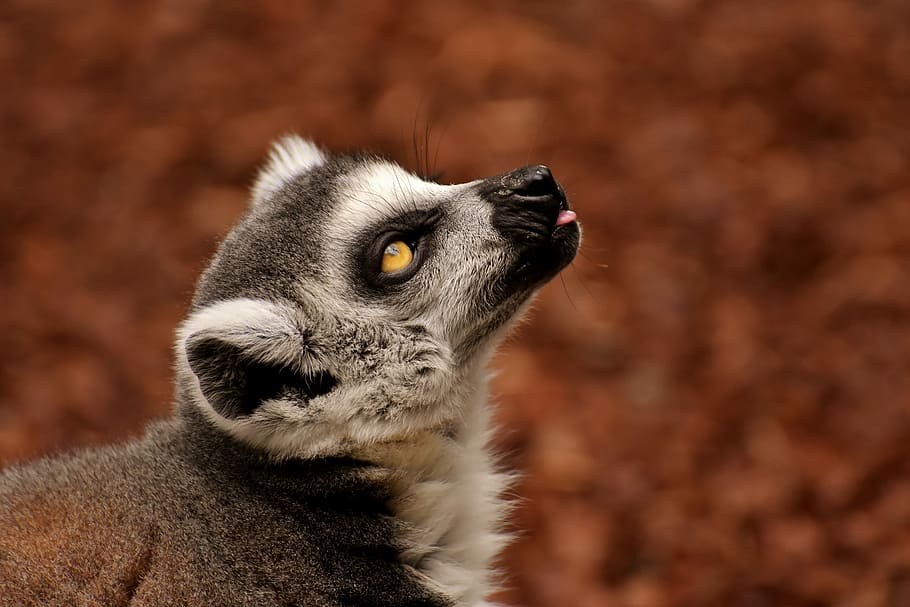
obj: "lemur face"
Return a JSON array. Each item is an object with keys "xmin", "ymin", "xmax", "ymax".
[{"xmin": 177, "ymin": 136, "xmax": 579, "ymax": 458}]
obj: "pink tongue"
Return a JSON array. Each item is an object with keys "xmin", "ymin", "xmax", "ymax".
[{"xmin": 555, "ymin": 210, "xmax": 577, "ymax": 226}]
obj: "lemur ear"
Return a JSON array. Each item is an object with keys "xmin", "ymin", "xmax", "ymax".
[
  {"xmin": 251, "ymin": 134, "xmax": 326, "ymax": 206},
  {"xmin": 178, "ymin": 299, "xmax": 336, "ymax": 420}
]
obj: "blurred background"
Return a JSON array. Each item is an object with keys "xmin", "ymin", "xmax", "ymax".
[{"xmin": 1, "ymin": 1, "xmax": 909, "ymax": 605}]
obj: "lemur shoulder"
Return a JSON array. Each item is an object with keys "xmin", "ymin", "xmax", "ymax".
[{"xmin": 0, "ymin": 136, "xmax": 580, "ymax": 607}]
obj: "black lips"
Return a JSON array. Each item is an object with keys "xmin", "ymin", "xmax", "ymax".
[{"xmin": 482, "ymin": 164, "xmax": 580, "ymax": 289}]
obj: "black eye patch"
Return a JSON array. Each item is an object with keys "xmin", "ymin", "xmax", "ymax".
[{"xmin": 354, "ymin": 209, "xmax": 442, "ymax": 291}]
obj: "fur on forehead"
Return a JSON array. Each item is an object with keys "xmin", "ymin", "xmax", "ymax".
[
  {"xmin": 251, "ymin": 135, "xmax": 327, "ymax": 205},
  {"xmin": 334, "ymin": 161, "xmax": 460, "ymax": 228}
]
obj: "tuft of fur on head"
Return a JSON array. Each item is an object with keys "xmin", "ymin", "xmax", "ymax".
[{"xmin": 251, "ymin": 134, "xmax": 326, "ymax": 205}]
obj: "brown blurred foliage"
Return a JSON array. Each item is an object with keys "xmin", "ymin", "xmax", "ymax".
[{"xmin": 1, "ymin": 1, "xmax": 909, "ymax": 605}]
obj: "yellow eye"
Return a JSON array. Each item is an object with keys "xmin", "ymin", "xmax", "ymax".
[{"xmin": 381, "ymin": 240, "xmax": 414, "ymax": 273}]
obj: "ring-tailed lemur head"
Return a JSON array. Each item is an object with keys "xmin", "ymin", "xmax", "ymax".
[{"xmin": 175, "ymin": 135, "xmax": 580, "ymax": 459}]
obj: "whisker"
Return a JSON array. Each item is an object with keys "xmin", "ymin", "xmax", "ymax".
[
  {"xmin": 432, "ymin": 124, "xmax": 446, "ymax": 183},
  {"xmin": 424, "ymin": 120, "xmax": 431, "ymax": 183},
  {"xmin": 576, "ymin": 245, "xmax": 613, "ymax": 253},
  {"xmin": 576, "ymin": 249, "xmax": 610, "ymax": 269},
  {"xmin": 411, "ymin": 103, "xmax": 424, "ymax": 177},
  {"xmin": 569, "ymin": 262, "xmax": 596, "ymax": 300},
  {"xmin": 558, "ymin": 273, "xmax": 578, "ymax": 312}
]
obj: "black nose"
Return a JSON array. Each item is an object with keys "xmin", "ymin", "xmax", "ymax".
[{"xmin": 503, "ymin": 165, "xmax": 561, "ymax": 198}]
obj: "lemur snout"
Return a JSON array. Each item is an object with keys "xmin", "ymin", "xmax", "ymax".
[
  {"xmin": 501, "ymin": 165, "xmax": 568, "ymax": 207},
  {"xmin": 482, "ymin": 164, "xmax": 575, "ymax": 228},
  {"xmin": 507, "ymin": 165, "xmax": 558, "ymax": 197}
]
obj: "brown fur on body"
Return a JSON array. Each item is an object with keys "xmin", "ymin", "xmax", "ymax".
[
  {"xmin": 0, "ymin": 413, "xmax": 443, "ymax": 607},
  {"xmin": 0, "ymin": 467, "xmax": 159, "ymax": 606},
  {"xmin": 0, "ymin": 423, "xmax": 208, "ymax": 606}
]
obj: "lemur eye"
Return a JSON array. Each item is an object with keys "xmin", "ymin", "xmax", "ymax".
[{"xmin": 381, "ymin": 241, "xmax": 414, "ymax": 273}]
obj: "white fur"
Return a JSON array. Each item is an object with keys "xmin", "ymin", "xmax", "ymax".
[
  {"xmin": 176, "ymin": 298, "xmax": 314, "ymax": 367},
  {"xmin": 357, "ymin": 373, "xmax": 512, "ymax": 607},
  {"xmin": 252, "ymin": 135, "xmax": 326, "ymax": 205},
  {"xmin": 176, "ymin": 298, "xmax": 460, "ymax": 460},
  {"xmin": 336, "ymin": 162, "xmax": 457, "ymax": 226}
]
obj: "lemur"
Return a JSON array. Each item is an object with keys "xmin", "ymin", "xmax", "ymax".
[{"xmin": 0, "ymin": 136, "xmax": 580, "ymax": 606}]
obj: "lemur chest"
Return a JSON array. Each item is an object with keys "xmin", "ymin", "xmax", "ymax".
[{"xmin": 363, "ymin": 431, "xmax": 510, "ymax": 607}]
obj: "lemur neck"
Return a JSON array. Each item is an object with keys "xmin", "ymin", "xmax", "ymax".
[
  {"xmin": 177, "ymin": 370, "xmax": 509, "ymax": 606},
  {"xmin": 356, "ymin": 377, "xmax": 511, "ymax": 607}
]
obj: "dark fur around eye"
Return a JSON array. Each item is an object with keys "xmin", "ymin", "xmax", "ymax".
[{"xmin": 354, "ymin": 209, "xmax": 442, "ymax": 291}]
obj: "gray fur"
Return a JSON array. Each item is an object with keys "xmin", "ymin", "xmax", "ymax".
[{"xmin": 0, "ymin": 136, "xmax": 580, "ymax": 606}]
